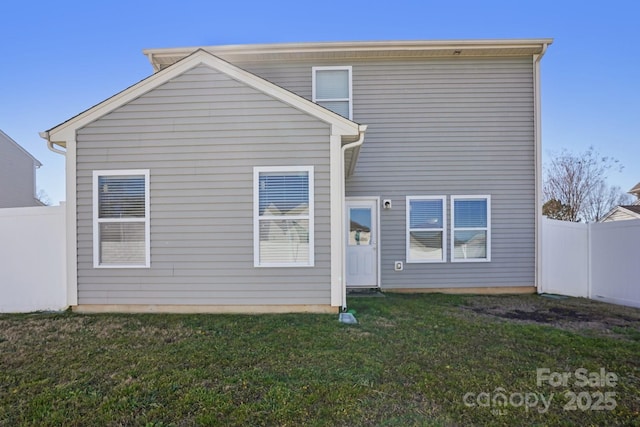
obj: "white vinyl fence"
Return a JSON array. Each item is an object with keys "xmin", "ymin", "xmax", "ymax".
[
  {"xmin": 1, "ymin": 208, "xmax": 637, "ymax": 312},
  {"xmin": 0, "ymin": 204, "xmax": 67, "ymax": 312},
  {"xmin": 541, "ymin": 217, "xmax": 640, "ymax": 308}
]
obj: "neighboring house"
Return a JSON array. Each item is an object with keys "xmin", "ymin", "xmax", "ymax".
[
  {"xmin": 41, "ymin": 39, "xmax": 552, "ymax": 313},
  {"xmin": 0, "ymin": 130, "xmax": 42, "ymax": 208},
  {"xmin": 600, "ymin": 182, "xmax": 640, "ymax": 222}
]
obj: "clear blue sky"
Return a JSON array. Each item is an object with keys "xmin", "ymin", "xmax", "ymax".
[{"xmin": 1, "ymin": 0, "xmax": 638, "ymax": 205}]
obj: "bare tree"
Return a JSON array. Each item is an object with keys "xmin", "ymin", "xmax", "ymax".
[
  {"xmin": 583, "ymin": 182, "xmax": 633, "ymax": 222},
  {"xmin": 543, "ymin": 147, "xmax": 626, "ymax": 222}
]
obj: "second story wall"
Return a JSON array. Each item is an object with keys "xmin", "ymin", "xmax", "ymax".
[
  {"xmin": 237, "ymin": 56, "xmax": 536, "ymax": 288},
  {"xmin": 0, "ymin": 131, "xmax": 40, "ymax": 208}
]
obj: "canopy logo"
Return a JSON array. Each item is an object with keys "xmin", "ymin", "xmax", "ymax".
[{"xmin": 463, "ymin": 367, "xmax": 618, "ymax": 416}]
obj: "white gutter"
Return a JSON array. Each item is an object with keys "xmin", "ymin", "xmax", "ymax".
[
  {"xmin": 340, "ymin": 125, "xmax": 367, "ymax": 309},
  {"xmin": 534, "ymin": 42, "xmax": 549, "ymax": 294},
  {"xmin": 40, "ymin": 131, "xmax": 66, "ymax": 156}
]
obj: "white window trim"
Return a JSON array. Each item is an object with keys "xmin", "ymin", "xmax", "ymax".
[
  {"xmin": 253, "ymin": 166, "xmax": 315, "ymax": 267},
  {"xmin": 312, "ymin": 66, "xmax": 353, "ymax": 120},
  {"xmin": 406, "ymin": 196, "xmax": 447, "ymax": 263},
  {"xmin": 451, "ymin": 195, "xmax": 491, "ymax": 263},
  {"xmin": 92, "ymin": 169, "xmax": 150, "ymax": 268}
]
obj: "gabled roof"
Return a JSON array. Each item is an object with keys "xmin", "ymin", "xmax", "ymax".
[
  {"xmin": 0, "ymin": 129, "xmax": 42, "ymax": 167},
  {"xmin": 42, "ymin": 49, "xmax": 365, "ymax": 148},
  {"xmin": 628, "ymin": 182, "xmax": 640, "ymax": 198},
  {"xmin": 144, "ymin": 39, "xmax": 553, "ymax": 72},
  {"xmin": 599, "ymin": 205, "xmax": 640, "ymax": 222},
  {"xmin": 621, "ymin": 205, "xmax": 640, "ymax": 215}
]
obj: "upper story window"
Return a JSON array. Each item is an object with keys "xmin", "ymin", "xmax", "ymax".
[
  {"xmin": 93, "ymin": 170, "xmax": 150, "ymax": 268},
  {"xmin": 254, "ymin": 166, "xmax": 314, "ymax": 267},
  {"xmin": 451, "ymin": 195, "xmax": 491, "ymax": 262},
  {"xmin": 312, "ymin": 66, "xmax": 352, "ymax": 120}
]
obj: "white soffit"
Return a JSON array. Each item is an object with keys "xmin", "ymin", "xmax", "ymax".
[{"xmin": 144, "ymin": 39, "xmax": 554, "ymax": 71}]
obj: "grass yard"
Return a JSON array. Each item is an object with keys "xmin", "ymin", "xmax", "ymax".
[{"xmin": 1, "ymin": 294, "xmax": 639, "ymax": 426}]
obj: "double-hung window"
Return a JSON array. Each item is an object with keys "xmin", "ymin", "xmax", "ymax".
[
  {"xmin": 93, "ymin": 170, "xmax": 150, "ymax": 268},
  {"xmin": 451, "ymin": 195, "xmax": 491, "ymax": 262},
  {"xmin": 254, "ymin": 166, "xmax": 314, "ymax": 267},
  {"xmin": 312, "ymin": 66, "xmax": 352, "ymax": 120},
  {"xmin": 406, "ymin": 196, "xmax": 446, "ymax": 263}
]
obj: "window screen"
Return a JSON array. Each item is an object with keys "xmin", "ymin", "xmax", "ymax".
[
  {"xmin": 313, "ymin": 67, "xmax": 352, "ymax": 119},
  {"xmin": 255, "ymin": 167, "xmax": 314, "ymax": 266},
  {"xmin": 406, "ymin": 196, "xmax": 446, "ymax": 262},
  {"xmin": 93, "ymin": 171, "xmax": 149, "ymax": 267},
  {"xmin": 452, "ymin": 196, "xmax": 490, "ymax": 262}
]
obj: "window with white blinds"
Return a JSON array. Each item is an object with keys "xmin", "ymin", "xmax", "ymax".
[
  {"xmin": 93, "ymin": 170, "xmax": 150, "ymax": 268},
  {"xmin": 451, "ymin": 195, "xmax": 491, "ymax": 262},
  {"xmin": 254, "ymin": 166, "xmax": 314, "ymax": 267},
  {"xmin": 313, "ymin": 66, "xmax": 352, "ymax": 119},
  {"xmin": 406, "ymin": 196, "xmax": 446, "ymax": 263}
]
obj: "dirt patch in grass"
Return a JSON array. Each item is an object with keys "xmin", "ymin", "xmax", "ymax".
[{"xmin": 459, "ymin": 294, "xmax": 640, "ymax": 339}]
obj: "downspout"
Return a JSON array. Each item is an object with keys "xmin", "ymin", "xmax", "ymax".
[
  {"xmin": 39, "ymin": 129, "xmax": 74, "ymax": 307},
  {"xmin": 533, "ymin": 42, "xmax": 549, "ymax": 294},
  {"xmin": 346, "ymin": 144, "xmax": 362, "ymax": 177},
  {"xmin": 40, "ymin": 131, "xmax": 67, "ymax": 156},
  {"xmin": 340, "ymin": 125, "xmax": 367, "ymax": 310}
]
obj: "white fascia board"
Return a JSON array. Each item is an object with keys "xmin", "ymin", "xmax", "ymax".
[
  {"xmin": 45, "ymin": 56, "xmax": 205, "ymax": 142},
  {"xmin": 143, "ymin": 39, "xmax": 555, "ymax": 64},
  {"xmin": 144, "ymin": 38, "xmax": 555, "ymax": 53},
  {"xmin": 47, "ymin": 50, "xmax": 361, "ymax": 144}
]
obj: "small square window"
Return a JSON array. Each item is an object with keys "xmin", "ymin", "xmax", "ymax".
[{"xmin": 313, "ymin": 66, "xmax": 352, "ymax": 120}]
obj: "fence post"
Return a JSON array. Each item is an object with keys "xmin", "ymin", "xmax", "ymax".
[{"xmin": 586, "ymin": 222, "xmax": 592, "ymax": 300}]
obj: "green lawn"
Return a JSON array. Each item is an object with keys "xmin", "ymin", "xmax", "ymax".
[{"xmin": 1, "ymin": 294, "xmax": 639, "ymax": 426}]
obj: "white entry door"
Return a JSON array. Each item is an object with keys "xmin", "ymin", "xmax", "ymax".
[{"xmin": 346, "ymin": 198, "xmax": 379, "ymax": 287}]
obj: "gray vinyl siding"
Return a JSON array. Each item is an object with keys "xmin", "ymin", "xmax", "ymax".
[
  {"xmin": 237, "ymin": 57, "xmax": 536, "ymax": 288},
  {"xmin": 0, "ymin": 133, "xmax": 39, "ymax": 208},
  {"xmin": 76, "ymin": 64, "xmax": 332, "ymax": 305}
]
